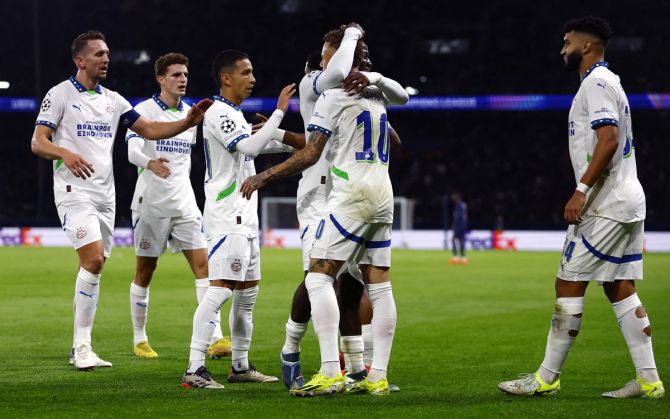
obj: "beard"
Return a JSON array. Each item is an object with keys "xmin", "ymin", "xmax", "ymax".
[{"xmin": 564, "ymin": 50, "xmax": 582, "ymax": 72}]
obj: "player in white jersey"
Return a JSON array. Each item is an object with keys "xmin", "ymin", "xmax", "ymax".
[
  {"xmin": 30, "ymin": 31, "xmax": 212, "ymax": 371},
  {"xmin": 241, "ymin": 28, "xmax": 407, "ymax": 396},
  {"xmin": 498, "ymin": 17, "xmax": 663, "ymax": 399},
  {"xmin": 180, "ymin": 50, "xmax": 302, "ymax": 389},
  {"xmin": 126, "ymin": 53, "xmax": 231, "ymax": 360},
  {"xmin": 272, "ymin": 29, "xmax": 407, "ymax": 391}
]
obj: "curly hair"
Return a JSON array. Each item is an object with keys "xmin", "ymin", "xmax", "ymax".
[
  {"xmin": 562, "ymin": 16, "xmax": 613, "ymax": 46},
  {"xmin": 322, "ymin": 27, "xmax": 365, "ymax": 69}
]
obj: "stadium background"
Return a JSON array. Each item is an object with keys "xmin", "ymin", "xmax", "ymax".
[{"xmin": 1, "ymin": 0, "xmax": 669, "ymax": 231}]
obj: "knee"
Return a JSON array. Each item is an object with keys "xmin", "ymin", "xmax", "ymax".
[{"xmin": 82, "ymin": 255, "xmax": 105, "ymax": 274}]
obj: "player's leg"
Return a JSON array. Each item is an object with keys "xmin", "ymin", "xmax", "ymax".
[
  {"xmin": 458, "ymin": 232, "xmax": 467, "ymax": 263},
  {"xmin": 226, "ymin": 236, "xmax": 277, "ymax": 383},
  {"xmin": 499, "ymin": 222, "xmax": 594, "ymax": 396},
  {"xmin": 280, "ymin": 220, "xmax": 314, "ymax": 388},
  {"xmin": 129, "ymin": 212, "xmax": 169, "ymax": 358},
  {"xmin": 130, "ymin": 256, "xmax": 158, "ymax": 358},
  {"xmin": 450, "ymin": 233, "xmax": 459, "ymax": 264},
  {"xmin": 59, "ymin": 201, "xmax": 112, "ymax": 370},
  {"xmin": 182, "ymin": 234, "xmax": 236, "ymax": 389},
  {"xmin": 183, "ymin": 246, "xmax": 230, "ymax": 359},
  {"xmin": 360, "ymin": 289, "xmax": 373, "ymax": 367},
  {"xmin": 336, "ymin": 267, "xmax": 365, "ymax": 378},
  {"xmin": 601, "ymin": 221, "xmax": 664, "ymax": 398}
]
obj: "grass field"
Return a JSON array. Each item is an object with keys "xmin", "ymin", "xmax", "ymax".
[{"xmin": 0, "ymin": 247, "xmax": 668, "ymax": 418}]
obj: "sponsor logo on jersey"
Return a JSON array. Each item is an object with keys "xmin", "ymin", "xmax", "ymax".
[
  {"xmin": 231, "ymin": 258, "xmax": 242, "ymax": 272},
  {"xmin": 75, "ymin": 227, "xmax": 87, "ymax": 239},
  {"xmin": 220, "ymin": 116, "xmax": 236, "ymax": 134}
]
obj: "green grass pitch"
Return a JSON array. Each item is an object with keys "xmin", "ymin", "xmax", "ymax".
[{"xmin": 0, "ymin": 247, "xmax": 668, "ymax": 417}]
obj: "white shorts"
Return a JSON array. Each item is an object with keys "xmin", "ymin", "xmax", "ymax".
[
  {"xmin": 57, "ymin": 201, "xmax": 115, "ymax": 257},
  {"xmin": 297, "ymin": 192, "xmax": 326, "ymax": 271},
  {"xmin": 310, "ymin": 212, "xmax": 392, "ymax": 269},
  {"xmin": 207, "ymin": 233, "xmax": 261, "ymax": 281},
  {"xmin": 557, "ymin": 216, "xmax": 643, "ymax": 283},
  {"xmin": 131, "ymin": 211, "xmax": 206, "ymax": 257}
]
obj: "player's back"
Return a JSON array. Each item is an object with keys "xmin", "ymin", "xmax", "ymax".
[{"xmin": 315, "ymin": 87, "xmax": 393, "ymax": 224}]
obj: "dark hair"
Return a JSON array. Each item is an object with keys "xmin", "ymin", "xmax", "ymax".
[
  {"xmin": 155, "ymin": 52, "xmax": 189, "ymax": 76},
  {"xmin": 562, "ymin": 16, "xmax": 613, "ymax": 46},
  {"xmin": 71, "ymin": 30, "xmax": 107, "ymax": 59},
  {"xmin": 322, "ymin": 27, "xmax": 365, "ymax": 69},
  {"xmin": 306, "ymin": 50, "xmax": 322, "ymax": 72},
  {"xmin": 211, "ymin": 50, "xmax": 249, "ymax": 88}
]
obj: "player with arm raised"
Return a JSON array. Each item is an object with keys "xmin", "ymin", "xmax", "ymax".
[
  {"xmin": 125, "ymin": 53, "xmax": 231, "ymax": 360},
  {"xmin": 180, "ymin": 50, "xmax": 301, "ymax": 389},
  {"xmin": 30, "ymin": 30, "xmax": 211, "ymax": 371},
  {"xmin": 241, "ymin": 34, "xmax": 407, "ymax": 397},
  {"xmin": 498, "ymin": 16, "xmax": 663, "ymax": 399}
]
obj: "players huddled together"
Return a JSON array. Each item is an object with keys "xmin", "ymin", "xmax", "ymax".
[{"xmin": 31, "ymin": 16, "xmax": 663, "ymax": 400}]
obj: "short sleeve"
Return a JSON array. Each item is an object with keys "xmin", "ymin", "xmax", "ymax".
[
  {"xmin": 211, "ymin": 112, "xmax": 249, "ymax": 152},
  {"xmin": 585, "ymin": 78, "xmax": 619, "ymax": 130},
  {"xmin": 307, "ymin": 92, "xmax": 342, "ymax": 137},
  {"xmin": 35, "ymin": 87, "xmax": 65, "ymax": 130},
  {"xmin": 116, "ymin": 93, "xmax": 141, "ymax": 129},
  {"xmin": 125, "ymin": 101, "xmax": 147, "ymax": 143}
]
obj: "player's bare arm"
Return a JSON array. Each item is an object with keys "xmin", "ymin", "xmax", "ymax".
[
  {"xmin": 564, "ymin": 124, "xmax": 619, "ymax": 225},
  {"xmin": 390, "ymin": 128, "xmax": 401, "ymax": 152},
  {"xmin": 130, "ymin": 98, "xmax": 212, "ymax": 140},
  {"xmin": 281, "ymin": 131, "xmax": 306, "ymax": 149},
  {"xmin": 240, "ymin": 131, "xmax": 329, "ymax": 199},
  {"xmin": 31, "ymin": 125, "xmax": 94, "ymax": 178}
]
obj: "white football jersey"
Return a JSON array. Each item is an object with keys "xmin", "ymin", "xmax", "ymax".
[
  {"xmin": 308, "ymin": 88, "xmax": 393, "ymax": 223},
  {"xmin": 568, "ymin": 62, "xmax": 645, "ymax": 222},
  {"xmin": 126, "ymin": 95, "xmax": 199, "ymax": 218},
  {"xmin": 202, "ymin": 95, "xmax": 258, "ymax": 238},
  {"xmin": 297, "ymin": 70, "xmax": 332, "ymax": 201},
  {"xmin": 35, "ymin": 76, "xmax": 136, "ymax": 206}
]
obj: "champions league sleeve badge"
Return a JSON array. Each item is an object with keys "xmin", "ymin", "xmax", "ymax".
[{"xmin": 220, "ymin": 116, "xmax": 236, "ymax": 134}]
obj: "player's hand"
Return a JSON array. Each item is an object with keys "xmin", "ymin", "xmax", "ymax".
[
  {"xmin": 343, "ymin": 72, "xmax": 371, "ymax": 95},
  {"xmin": 147, "ymin": 157, "xmax": 171, "ymax": 178},
  {"xmin": 564, "ymin": 190, "xmax": 586, "ymax": 225},
  {"xmin": 251, "ymin": 113, "xmax": 268, "ymax": 134},
  {"xmin": 240, "ymin": 173, "xmax": 268, "ymax": 200},
  {"xmin": 185, "ymin": 98, "xmax": 213, "ymax": 126},
  {"xmin": 276, "ymin": 84, "xmax": 296, "ymax": 113},
  {"xmin": 345, "ymin": 22, "xmax": 365, "ymax": 38},
  {"xmin": 62, "ymin": 149, "xmax": 94, "ymax": 179}
]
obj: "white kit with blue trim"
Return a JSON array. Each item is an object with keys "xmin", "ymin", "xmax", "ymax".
[
  {"xmin": 568, "ymin": 61, "xmax": 645, "ymax": 223},
  {"xmin": 36, "ymin": 76, "xmax": 138, "ymax": 206},
  {"xmin": 126, "ymin": 95, "xmax": 199, "ymax": 218}
]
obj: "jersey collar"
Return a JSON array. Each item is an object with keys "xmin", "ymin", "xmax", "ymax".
[
  {"xmin": 152, "ymin": 93, "xmax": 184, "ymax": 111},
  {"xmin": 69, "ymin": 76, "xmax": 102, "ymax": 94},
  {"xmin": 213, "ymin": 95, "xmax": 242, "ymax": 112},
  {"xmin": 580, "ymin": 61, "xmax": 608, "ymax": 82}
]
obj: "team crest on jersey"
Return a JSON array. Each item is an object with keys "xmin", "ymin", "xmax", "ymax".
[
  {"xmin": 40, "ymin": 98, "xmax": 51, "ymax": 112},
  {"xmin": 230, "ymin": 258, "xmax": 242, "ymax": 272},
  {"xmin": 220, "ymin": 117, "xmax": 236, "ymax": 134},
  {"xmin": 75, "ymin": 227, "xmax": 87, "ymax": 239},
  {"xmin": 106, "ymin": 104, "xmax": 114, "ymax": 114},
  {"xmin": 139, "ymin": 238, "xmax": 151, "ymax": 250}
]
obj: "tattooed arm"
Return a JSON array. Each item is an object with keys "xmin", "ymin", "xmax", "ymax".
[{"xmin": 240, "ymin": 131, "xmax": 329, "ymax": 199}]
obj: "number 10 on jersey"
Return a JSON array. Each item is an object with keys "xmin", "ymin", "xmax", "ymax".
[{"xmin": 355, "ymin": 111, "xmax": 389, "ymax": 164}]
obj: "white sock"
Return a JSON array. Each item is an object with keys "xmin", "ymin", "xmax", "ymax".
[
  {"xmin": 282, "ymin": 317, "xmax": 308, "ymax": 354},
  {"xmin": 195, "ymin": 278, "xmax": 223, "ymax": 342},
  {"xmin": 188, "ymin": 286, "xmax": 232, "ymax": 373},
  {"xmin": 229, "ymin": 286, "xmax": 258, "ymax": 372},
  {"xmin": 612, "ymin": 293, "xmax": 660, "ymax": 383},
  {"xmin": 362, "ymin": 324, "xmax": 373, "ymax": 367},
  {"xmin": 130, "ymin": 282, "xmax": 149, "ymax": 345},
  {"xmin": 538, "ymin": 296, "xmax": 584, "ymax": 384},
  {"xmin": 305, "ymin": 272, "xmax": 340, "ymax": 378},
  {"xmin": 341, "ymin": 335, "xmax": 365, "ymax": 374},
  {"xmin": 74, "ymin": 267, "xmax": 101, "ymax": 347},
  {"xmin": 367, "ymin": 282, "xmax": 397, "ymax": 382}
]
